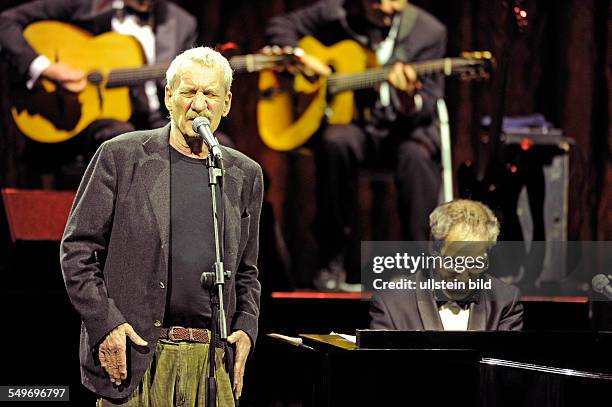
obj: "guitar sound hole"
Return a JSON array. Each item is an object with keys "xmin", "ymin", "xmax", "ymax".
[
  {"xmin": 258, "ymin": 87, "xmax": 276, "ymax": 100},
  {"xmin": 88, "ymin": 71, "xmax": 103, "ymax": 85}
]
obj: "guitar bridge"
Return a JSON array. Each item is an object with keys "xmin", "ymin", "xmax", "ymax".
[{"xmin": 96, "ymin": 85, "xmax": 103, "ymax": 111}]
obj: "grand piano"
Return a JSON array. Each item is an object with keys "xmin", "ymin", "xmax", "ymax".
[{"xmin": 273, "ymin": 330, "xmax": 612, "ymax": 406}]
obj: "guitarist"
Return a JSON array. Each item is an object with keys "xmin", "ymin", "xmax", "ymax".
[
  {"xmin": 266, "ymin": 0, "xmax": 446, "ymax": 291},
  {"xmin": 0, "ymin": 0, "xmax": 197, "ymax": 187}
]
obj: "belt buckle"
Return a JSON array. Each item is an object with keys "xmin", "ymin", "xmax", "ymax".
[{"xmin": 168, "ymin": 326, "xmax": 182, "ymax": 341}]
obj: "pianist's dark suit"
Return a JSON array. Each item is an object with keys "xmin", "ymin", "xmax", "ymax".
[{"xmin": 369, "ymin": 270, "xmax": 523, "ymax": 331}]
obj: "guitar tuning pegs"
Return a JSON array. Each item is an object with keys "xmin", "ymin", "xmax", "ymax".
[
  {"xmin": 282, "ymin": 46, "xmax": 295, "ymax": 56},
  {"xmin": 461, "ymin": 51, "xmax": 490, "ymax": 60}
]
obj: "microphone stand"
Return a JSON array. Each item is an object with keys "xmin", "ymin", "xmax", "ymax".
[{"xmin": 200, "ymin": 152, "xmax": 230, "ymax": 407}]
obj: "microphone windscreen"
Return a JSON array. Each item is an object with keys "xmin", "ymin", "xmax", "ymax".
[{"xmin": 192, "ymin": 116, "xmax": 211, "ymax": 132}]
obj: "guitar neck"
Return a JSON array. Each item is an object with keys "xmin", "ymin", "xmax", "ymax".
[
  {"xmin": 102, "ymin": 55, "xmax": 273, "ymax": 88},
  {"xmin": 327, "ymin": 58, "xmax": 470, "ymax": 95},
  {"xmin": 104, "ymin": 62, "xmax": 168, "ymax": 87}
]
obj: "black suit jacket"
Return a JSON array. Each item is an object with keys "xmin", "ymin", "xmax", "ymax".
[
  {"xmin": 369, "ymin": 271, "xmax": 524, "ymax": 331},
  {"xmin": 60, "ymin": 124, "xmax": 263, "ymax": 398},
  {"xmin": 266, "ymin": 0, "xmax": 446, "ymax": 152},
  {"xmin": 0, "ymin": 0, "xmax": 197, "ymax": 124}
]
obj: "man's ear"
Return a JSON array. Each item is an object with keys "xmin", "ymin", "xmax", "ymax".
[
  {"xmin": 223, "ymin": 91, "xmax": 232, "ymax": 117},
  {"xmin": 164, "ymin": 84, "xmax": 172, "ymax": 111}
]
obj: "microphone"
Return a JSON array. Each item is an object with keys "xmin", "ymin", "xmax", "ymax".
[
  {"xmin": 592, "ymin": 274, "xmax": 612, "ymax": 300},
  {"xmin": 192, "ymin": 117, "xmax": 222, "ymax": 161}
]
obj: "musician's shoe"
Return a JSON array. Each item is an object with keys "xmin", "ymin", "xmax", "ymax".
[
  {"xmin": 313, "ymin": 255, "xmax": 345, "ymax": 292},
  {"xmin": 313, "ymin": 270, "xmax": 339, "ymax": 291},
  {"xmin": 338, "ymin": 280, "xmax": 363, "ymax": 293},
  {"xmin": 313, "ymin": 256, "xmax": 363, "ymax": 292}
]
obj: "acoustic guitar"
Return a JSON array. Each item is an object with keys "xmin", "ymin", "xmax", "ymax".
[
  {"xmin": 257, "ymin": 36, "xmax": 492, "ymax": 152},
  {"xmin": 10, "ymin": 21, "xmax": 293, "ymax": 143}
]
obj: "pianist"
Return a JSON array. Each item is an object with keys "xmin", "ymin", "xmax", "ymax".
[{"xmin": 369, "ymin": 199, "xmax": 523, "ymax": 331}]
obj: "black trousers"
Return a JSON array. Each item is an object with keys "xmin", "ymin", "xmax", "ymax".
[{"xmin": 312, "ymin": 124, "xmax": 441, "ymax": 281}]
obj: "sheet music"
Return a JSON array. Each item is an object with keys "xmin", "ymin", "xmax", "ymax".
[{"xmin": 330, "ymin": 331, "xmax": 356, "ymax": 344}]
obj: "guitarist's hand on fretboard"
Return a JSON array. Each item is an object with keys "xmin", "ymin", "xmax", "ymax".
[
  {"xmin": 388, "ymin": 62, "xmax": 422, "ymax": 114},
  {"xmin": 296, "ymin": 52, "xmax": 332, "ymax": 78},
  {"xmin": 42, "ymin": 62, "xmax": 87, "ymax": 93},
  {"xmin": 261, "ymin": 44, "xmax": 331, "ymax": 78}
]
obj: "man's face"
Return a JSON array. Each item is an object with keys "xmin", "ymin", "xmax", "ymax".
[
  {"xmin": 362, "ymin": 0, "xmax": 408, "ymax": 27},
  {"xmin": 165, "ymin": 61, "xmax": 232, "ymax": 142},
  {"xmin": 436, "ymin": 232, "xmax": 490, "ymax": 301}
]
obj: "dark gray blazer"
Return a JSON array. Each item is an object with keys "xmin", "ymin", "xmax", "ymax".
[
  {"xmin": 60, "ymin": 125, "xmax": 263, "ymax": 399},
  {"xmin": 266, "ymin": 0, "xmax": 446, "ymax": 152},
  {"xmin": 369, "ymin": 271, "xmax": 524, "ymax": 331}
]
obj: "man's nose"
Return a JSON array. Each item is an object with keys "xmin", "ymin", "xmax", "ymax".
[{"xmin": 191, "ymin": 92, "xmax": 207, "ymax": 112}]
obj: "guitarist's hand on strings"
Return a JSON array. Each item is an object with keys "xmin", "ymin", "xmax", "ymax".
[
  {"xmin": 42, "ymin": 62, "xmax": 87, "ymax": 93},
  {"xmin": 388, "ymin": 62, "xmax": 422, "ymax": 113}
]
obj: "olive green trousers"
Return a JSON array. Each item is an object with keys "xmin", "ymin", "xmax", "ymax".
[{"xmin": 97, "ymin": 339, "xmax": 235, "ymax": 407}]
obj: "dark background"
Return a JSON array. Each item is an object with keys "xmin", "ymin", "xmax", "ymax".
[{"xmin": 0, "ymin": 0, "xmax": 609, "ymax": 405}]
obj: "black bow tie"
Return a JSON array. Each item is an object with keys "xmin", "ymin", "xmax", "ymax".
[
  {"xmin": 436, "ymin": 299, "xmax": 473, "ymax": 310},
  {"xmin": 433, "ymin": 288, "xmax": 480, "ymax": 309},
  {"xmin": 120, "ymin": 6, "xmax": 152, "ymax": 26}
]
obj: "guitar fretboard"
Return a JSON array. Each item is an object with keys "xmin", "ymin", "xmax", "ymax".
[
  {"xmin": 105, "ymin": 63, "xmax": 168, "ymax": 87},
  {"xmin": 98, "ymin": 55, "xmax": 288, "ymax": 88},
  {"xmin": 327, "ymin": 58, "xmax": 481, "ymax": 95}
]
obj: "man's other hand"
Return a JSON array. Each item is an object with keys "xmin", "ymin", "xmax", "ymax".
[
  {"xmin": 42, "ymin": 62, "xmax": 87, "ymax": 93},
  {"xmin": 389, "ymin": 62, "xmax": 420, "ymax": 95},
  {"xmin": 227, "ymin": 330, "xmax": 251, "ymax": 399},
  {"xmin": 98, "ymin": 323, "xmax": 148, "ymax": 385}
]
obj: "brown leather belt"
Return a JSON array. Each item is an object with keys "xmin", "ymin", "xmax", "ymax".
[{"xmin": 159, "ymin": 326, "xmax": 210, "ymax": 343}]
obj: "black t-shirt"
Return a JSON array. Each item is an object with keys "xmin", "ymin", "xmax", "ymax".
[{"xmin": 163, "ymin": 147, "xmax": 215, "ymax": 328}]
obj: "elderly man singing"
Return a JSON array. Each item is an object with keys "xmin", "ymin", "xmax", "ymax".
[{"xmin": 61, "ymin": 46, "xmax": 263, "ymax": 406}]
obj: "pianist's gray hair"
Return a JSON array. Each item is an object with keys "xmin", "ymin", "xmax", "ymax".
[
  {"xmin": 166, "ymin": 46, "xmax": 233, "ymax": 93},
  {"xmin": 429, "ymin": 199, "xmax": 500, "ymax": 243}
]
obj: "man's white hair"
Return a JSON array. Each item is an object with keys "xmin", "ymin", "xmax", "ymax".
[
  {"xmin": 165, "ymin": 46, "xmax": 233, "ymax": 92},
  {"xmin": 429, "ymin": 199, "xmax": 500, "ymax": 242}
]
